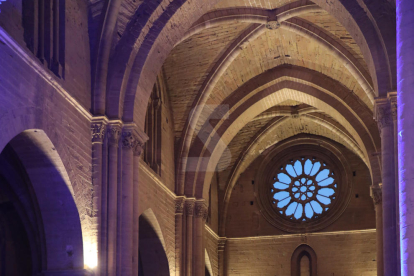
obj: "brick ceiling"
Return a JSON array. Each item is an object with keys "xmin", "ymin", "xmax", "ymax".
[{"xmin": 161, "ymin": 0, "xmax": 376, "ymax": 193}]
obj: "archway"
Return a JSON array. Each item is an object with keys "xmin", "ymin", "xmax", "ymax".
[
  {"xmin": 205, "ymin": 249, "xmax": 213, "ymax": 276},
  {"xmin": 0, "ymin": 129, "xmax": 85, "ymax": 275},
  {"xmin": 138, "ymin": 209, "xmax": 169, "ymax": 276},
  {"xmin": 291, "ymin": 244, "xmax": 317, "ymax": 276}
]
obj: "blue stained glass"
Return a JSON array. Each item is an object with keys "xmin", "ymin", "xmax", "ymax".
[
  {"xmin": 316, "ymin": 195, "xmax": 331, "ymax": 205},
  {"xmin": 277, "ymin": 197, "xmax": 291, "ymax": 208},
  {"xmin": 286, "ymin": 202, "xmax": 298, "ymax": 216},
  {"xmin": 318, "ymin": 177, "xmax": 334, "ymax": 186},
  {"xmin": 294, "ymin": 160, "xmax": 303, "ymax": 175},
  {"xmin": 318, "ymin": 188, "xmax": 335, "ymax": 197},
  {"xmin": 310, "ymin": 200, "xmax": 323, "ymax": 214},
  {"xmin": 316, "ymin": 169, "xmax": 330, "ymax": 181},
  {"xmin": 274, "ymin": 191, "xmax": 290, "ymax": 200},
  {"xmin": 304, "ymin": 159, "xmax": 313, "ymax": 174},
  {"xmin": 277, "ymin": 173, "xmax": 291, "ymax": 184},
  {"xmin": 310, "ymin": 161, "xmax": 321, "ymax": 176},
  {"xmin": 271, "ymin": 158, "xmax": 337, "ymax": 221},
  {"xmin": 273, "ymin": 182, "xmax": 289, "ymax": 190},
  {"xmin": 294, "ymin": 203, "xmax": 303, "ymax": 219},
  {"xmin": 305, "ymin": 203, "xmax": 314, "ymax": 218},
  {"xmin": 286, "ymin": 164, "xmax": 297, "ymax": 177}
]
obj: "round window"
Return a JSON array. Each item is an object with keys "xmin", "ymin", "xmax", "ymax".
[
  {"xmin": 255, "ymin": 139, "xmax": 352, "ymax": 233},
  {"xmin": 271, "ymin": 157, "xmax": 338, "ymax": 221}
]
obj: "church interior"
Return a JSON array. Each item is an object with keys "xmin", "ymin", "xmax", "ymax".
[{"xmin": 0, "ymin": 0, "xmax": 412, "ymax": 275}]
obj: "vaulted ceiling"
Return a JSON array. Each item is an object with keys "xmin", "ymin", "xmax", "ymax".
[{"xmin": 119, "ymin": 1, "xmax": 388, "ymax": 237}]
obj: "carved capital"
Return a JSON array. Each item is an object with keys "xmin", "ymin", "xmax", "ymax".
[
  {"xmin": 175, "ymin": 197, "xmax": 185, "ymax": 214},
  {"xmin": 122, "ymin": 124, "xmax": 149, "ymax": 154},
  {"xmin": 370, "ymin": 185, "xmax": 382, "ymax": 205},
  {"xmin": 185, "ymin": 200, "xmax": 195, "ymax": 216},
  {"xmin": 91, "ymin": 121, "xmax": 106, "ymax": 143},
  {"xmin": 107, "ymin": 123, "xmax": 122, "ymax": 145},
  {"xmin": 122, "ymin": 131, "xmax": 140, "ymax": 150},
  {"xmin": 195, "ymin": 201, "xmax": 208, "ymax": 221},
  {"xmin": 388, "ymin": 92, "xmax": 397, "ymax": 121},
  {"xmin": 375, "ymin": 99, "xmax": 392, "ymax": 130}
]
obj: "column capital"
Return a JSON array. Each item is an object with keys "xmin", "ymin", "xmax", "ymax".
[
  {"xmin": 195, "ymin": 200, "xmax": 208, "ymax": 221},
  {"xmin": 388, "ymin": 92, "xmax": 397, "ymax": 121},
  {"xmin": 370, "ymin": 184, "xmax": 382, "ymax": 205},
  {"xmin": 175, "ymin": 196, "xmax": 185, "ymax": 215},
  {"xmin": 122, "ymin": 123, "xmax": 148, "ymax": 155},
  {"xmin": 91, "ymin": 117, "xmax": 107, "ymax": 143},
  {"xmin": 374, "ymin": 98, "xmax": 392, "ymax": 130},
  {"xmin": 107, "ymin": 121, "xmax": 123, "ymax": 146},
  {"xmin": 184, "ymin": 198, "xmax": 196, "ymax": 216}
]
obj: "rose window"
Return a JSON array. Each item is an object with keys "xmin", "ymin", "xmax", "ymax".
[{"xmin": 270, "ymin": 157, "xmax": 338, "ymax": 221}]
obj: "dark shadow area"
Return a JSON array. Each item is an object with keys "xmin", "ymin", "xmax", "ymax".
[{"xmin": 138, "ymin": 210, "xmax": 169, "ymax": 276}]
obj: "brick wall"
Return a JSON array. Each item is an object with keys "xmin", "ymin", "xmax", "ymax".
[
  {"xmin": 159, "ymin": 80, "xmax": 176, "ymax": 192},
  {"xmin": 0, "ymin": 0, "xmax": 91, "ymax": 109},
  {"xmin": 138, "ymin": 161, "xmax": 177, "ymax": 275},
  {"xmin": 225, "ymin": 143, "xmax": 375, "ymax": 237},
  {"xmin": 0, "ymin": 25, "xmax": 94, "ymax": 265},
  {"xmin": 226, "ymin": 230, "xmax": 377, "ymax": 276},
  {"xmin": 205, "ymin": 227, "xmax": 219, "ymax": 276}
]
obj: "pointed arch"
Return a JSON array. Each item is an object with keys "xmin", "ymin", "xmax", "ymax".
[
  {"xmin": 1, "ymin": 129, "xmax": 85, "ymax": 273},
  {"xmin": 139, "ymin": 208, "xmax": 170, "ymax": 276},
  {"xmin": 291, "ymin": 244, "xmax": 317, "ymax": 276}
]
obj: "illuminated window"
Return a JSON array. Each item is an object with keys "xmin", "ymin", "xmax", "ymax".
[{"xmin": 271, "ymin": 157, "xmax": 337, "ymax": 221}]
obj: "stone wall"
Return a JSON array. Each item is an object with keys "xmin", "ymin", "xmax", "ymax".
[
  {"xmin": 0, "ymin": 0, "xmax": 91, "ymax": 109},
  {"xmin": 138, "ymin": 161, "xmax": 177, "ymax": 275},
  {"xmin": 226, "ymin": 230, "xmax": 377, "ymax": 276},
  {"xmin": 205, "ymin": 227, "xmax": 219, "ymax": 276},
  {"xmin": 225, "ymin": 142, "xmax": 376, "ymax": 237}
]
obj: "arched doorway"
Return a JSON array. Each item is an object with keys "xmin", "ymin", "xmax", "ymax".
[
  {"xmin": 291, "ymin": 244, "xmax": 317, "ymax": 276},
  {"xmin": 138, "ymin": 209, "xmax": 169, "ymax": 276},
  {"xmin": 0, "ymin": 130, "xmax": 84, "ymax": 275}
]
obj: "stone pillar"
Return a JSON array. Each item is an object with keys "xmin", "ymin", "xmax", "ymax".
[
  {"xmin": 106, "ymin": 122, "xmax": 122, "ymax": 276},
  {"xmin": 175, "ymin": 197, "xmax": 185, "ymax": 276},
  {"xmin": 397, "ymin": 0, "xmax": 414, "ymax": 274},
  {"xmin": 132, "ymin": 143, "xmax": 144, "ymax": 276},
  {"xmin": 375, "ymin": 99, "xmax": 398, "ymax": 275},
  {"xmin": 194, "ymin": 200, "xmax": 208, "ymax": 276},
  {"xmin": 371, "ymin": 185, "xmax": 384, "ymax": 276},
  {"xmin": 120, "ymin": 125, "xmax": 147, "ymax": 276},
  {"xmin": 218, "ymin": 238, "xmax": 226, "ymax": 276},
  {"xmin": 389, "ymin": 92, "xmax": 401, "ymax": 275},
  {"xmin": 185, "ymin": 199, "xmax": 195, "ymax": 276},
  {"xmin": 91, "ymin": 118, "xmax": 107, "ymax": 276}
]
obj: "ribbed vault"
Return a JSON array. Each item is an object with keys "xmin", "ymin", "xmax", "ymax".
[{"xmin": 87, "ymin": 0, "xmax": 394, "ymax": 236}]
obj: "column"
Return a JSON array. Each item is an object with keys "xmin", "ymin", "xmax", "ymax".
[
  {"xmin": 397, "ymin": 0, "xmax": 414, "ymax": 274},
  {"xmin": 185, "ymin": 199, "xmax": 195, "ymax": 276},
  {"xmin": 175, "ymin": 197, "xmax": 185, "ymax": 276},
  {"xmin": 375, "ymin": 99, "xmax": 398, "ymax": 275},
  {"xmin": 389, "ymin": 92, "xmax": 401, "ymax": 275},
  {"xmin": 91, "ymin": 118, "xmax": 107, "ymax": 275},
  {"xmin": 218, "ymin": 238, "xmax": 227, "ymax": 276},
  {"xmin": 120, "ymin": 125, "xmax": 147, "ymax": 276},
  {"xmin": 106, "ymin": 122, "xmax": 122, "ymax": 276},
  {"xmin": 371, "ymin": 185, "xmax": 384, "ymax": 276},
  {"xmin": 133, "ymin": 143, "xmax": 144, "ymax": 276},
  {"xmin": 194, "ymin": 200, "xmax": 208, "ymax": 276}
]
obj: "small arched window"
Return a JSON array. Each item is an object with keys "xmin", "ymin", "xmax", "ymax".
[{"xmin": 291, "ymin": 244, "xmax": 317, "ymax": 276}]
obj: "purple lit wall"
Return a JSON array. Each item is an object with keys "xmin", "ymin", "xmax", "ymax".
[
  {"xmin": 0, "ymin": 0, "xmax": 6, "ymax": 12},
  {"xmin": 397, "ymin": 0, "xmax": 414, "ymax": 274}
]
